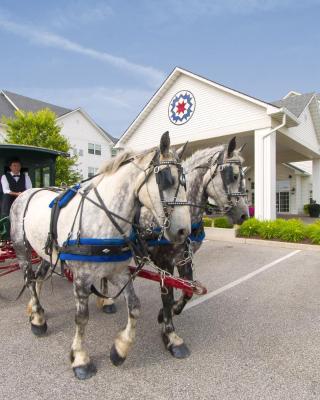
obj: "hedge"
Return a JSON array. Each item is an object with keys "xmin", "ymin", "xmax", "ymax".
[
  {"xmin": 202, "ymin": 216, "xmax": 233, "ymax": 229},
  {"xmin": 238, "ymin": 218, "xmax": 320, "ymax": 244}
]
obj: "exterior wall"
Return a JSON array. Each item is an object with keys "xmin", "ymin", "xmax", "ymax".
[
  {"xmin": 284, "ymin": 108, "xmax": 320, "ymax": 153},
  {"xmin": 245, "ymin": 164, "xmax": 311, "ymax": 215},
  {"xmin": 57, "ymin": 110, "xmax": 113, "ymax": 178},
  {"xmin": 121, "ymin": 74, "xmax": 270, "ymax": 151}
]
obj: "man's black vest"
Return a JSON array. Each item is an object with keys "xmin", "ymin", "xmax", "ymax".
[{"xmin": 1, "ymin": 173, "xmax": 27, "ymax": 217}]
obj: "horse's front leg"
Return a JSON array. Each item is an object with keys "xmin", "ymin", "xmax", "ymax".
[
  {"xmin": 158, "ymin": 264, "xmax": 190, "ymax": 359},
  {"xmin": 109, "ymin": 273, "xmax": 140, "ymax": 366},
  {"xmin": 96, "ymin": 277, "xmax": 117, "ymax": 314},
  {"xmin": 70, "ymin": 275, "xmax": 97, "ymax": 380},
  {"xmin": 172, "ymin": 260, "xmax": 194, "ymax": 315}
]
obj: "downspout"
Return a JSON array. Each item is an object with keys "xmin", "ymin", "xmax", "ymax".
[{"xmin": 260, "ymin": 112, "xmax": 287, "ymax": 219}]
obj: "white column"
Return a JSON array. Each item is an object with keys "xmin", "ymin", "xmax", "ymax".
[
  {"xmin": 312, "ymin": 159, "xmax": 320, "ymax": 203},
  {"xmin": 295, "ymin": 174, "xmax": 302, "ymax": 214},
  {"xmin": 254, "ymin": 128, "xmax": 276, "ymax": 220}
]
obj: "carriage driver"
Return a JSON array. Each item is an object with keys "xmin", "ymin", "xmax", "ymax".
[{"xmin": 1, "ymin": 158, "xmax": 32, "ymax": 217}]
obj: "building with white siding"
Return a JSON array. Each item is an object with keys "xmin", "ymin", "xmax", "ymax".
[
  {"xmin": 0, "ymin": 90, "xmax": 116, "ymax": 179},
  {"xmin": 116, "ymin": 67, "xmax": 320, "ymax": 219}
]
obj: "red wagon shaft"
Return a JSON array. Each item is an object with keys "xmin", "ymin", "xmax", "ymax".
[{"xmin": 128, "ymin": 266, "xmax": 207, "ymax": 296}]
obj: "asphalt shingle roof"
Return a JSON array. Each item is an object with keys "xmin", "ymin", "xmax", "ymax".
[
  {"xmin": 1, "ymin": 90, "xmax": 72, "ymax": 118},
  {"xmin": 98, "ymin": 125, "xmax": 118, "ymax": 144},
  {"xmin": 271, "ymin": 92, "xmax": 315, "ymax": 118}
]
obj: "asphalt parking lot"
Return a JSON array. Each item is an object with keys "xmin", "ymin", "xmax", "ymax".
[{"xmin": 1, "ymin": 240, "xmax": 320, "ymax": 400}]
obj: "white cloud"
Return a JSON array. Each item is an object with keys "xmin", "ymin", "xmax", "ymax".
[{"xmin": 0, "ymin": 13, "xmax": 165, "ymax": 87}]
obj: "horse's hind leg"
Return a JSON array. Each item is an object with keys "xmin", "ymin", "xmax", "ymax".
[
  {"xmin": 96, "ymin": 278, "xmax": 117, "ymax": 314},
  {"xmin": 15, "ymin": 244, "xmax": 48, "ymax": 336},
  {"xmin": 26, "ymin": 260, "xmax": 50, "ymax": 317},
  {"xmin": 70, "ymin": 276, "xmax": 96, "ymax": 380},
  {"xmin": 109, "ymin": 274, "xmax": 140, "ymax": 366}
]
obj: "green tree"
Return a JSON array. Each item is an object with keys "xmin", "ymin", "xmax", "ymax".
[{"xmin": 2, "ymin": 108, "xmax": 81, "ymax": 186}]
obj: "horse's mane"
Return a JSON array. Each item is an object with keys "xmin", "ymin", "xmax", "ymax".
[
  {"xmin": 183, "ymin": 144, "xmax": 244, "ymax": 172},
  {"xmin": 98, "ymin": 148, "xmax": 156, "ymax": 175},
  {"xmin": 183, "ymin": 145, "xmax": 225, "ymax": 172}
]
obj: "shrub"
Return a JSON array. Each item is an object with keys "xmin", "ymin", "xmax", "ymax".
[
  {"xmin": 258, "ymin": 220, "xmax": 281, "ymax": 240},
  {"xmin": 203, "ymin": 217, "xmax": 214, "ymax": 227},
  {"xmin": 213, "ymin": 217, "xmax": 233, "ymax": 229},
  {"xmin": 303, "ymin": 204, "xmax": 310, "ymax": 215},
  {"xmin": 305, "ymin": 223, "xmax": 320, "ymax": 244},
  {"xmin": 278, "ymin": 219, "xmax": 306, "ymax": 242},
  {"xmin": 238, "ymin": 218, "xmax": 261, "ymax": 237}
]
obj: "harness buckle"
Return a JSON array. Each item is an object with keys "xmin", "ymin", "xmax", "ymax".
[{"xmin": 163, "ymin": 217, "xmax": 171, "ymax": 229}]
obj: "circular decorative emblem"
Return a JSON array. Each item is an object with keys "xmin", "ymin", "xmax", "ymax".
[{"xmin": 168, "ymin": 90, "xmax": 195, "ymax": 125}]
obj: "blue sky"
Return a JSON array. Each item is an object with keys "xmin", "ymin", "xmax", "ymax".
[{"xmin": 0, "ymin": 0, "xmax": 319, "ymax": 137}]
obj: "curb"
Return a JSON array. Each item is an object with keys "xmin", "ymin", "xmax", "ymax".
[{"xmin": 204, "ymin": 227, "xmax": 320, "ymax": 252}]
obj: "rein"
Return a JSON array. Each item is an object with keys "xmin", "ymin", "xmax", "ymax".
[{"xmin": 39, "ymin": 148, "xmax": 190, "ymax": 300}]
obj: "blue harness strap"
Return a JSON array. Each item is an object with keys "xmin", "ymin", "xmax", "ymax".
[
  {"xmin": 49, "ymin": 184, "xmax": 80, "ymax": 209},
  {"xmin": 146, "ymin": 222, "xmax": 205, "ymax": 247},
  {"xmin": 59, "ymin": 235, "xmax": 136, "ymax": 263},
  {"xmin": 59, "ymin": 251, "xmax": 132, "ymax": 262}
]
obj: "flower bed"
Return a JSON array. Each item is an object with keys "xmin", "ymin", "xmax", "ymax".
[{"xmin": 237, "ymin": 218, "xmax": 320, "ymax": 244}]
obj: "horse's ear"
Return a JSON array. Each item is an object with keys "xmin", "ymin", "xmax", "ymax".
[
  {"xmin": 176, "ymin": 141, "xmax": 188, "ymax": 159},
  {"xmin": 227, "ymin": 136, "xmax": 236, "ymax": 158},
  {"xmin": 239, "ymin": 143, "xmax": 246, "ymax": 153},
  {"xmin": 160, "ymin": 131, "xmax": 170, "ymax": 156}
]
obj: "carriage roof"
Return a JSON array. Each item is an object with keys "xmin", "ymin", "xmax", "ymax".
[{"xmin": 0, "ymin": 144, "xmax": 69, "ymax": 187}]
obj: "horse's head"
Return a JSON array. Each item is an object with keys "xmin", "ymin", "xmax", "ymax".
[
  {"xmin": 203, "ymin": 137, "xmax": 249, "ymax": 225},
  {"xmin": 135, "ymin": 132, "xmax": 191, "ymax": 243}
]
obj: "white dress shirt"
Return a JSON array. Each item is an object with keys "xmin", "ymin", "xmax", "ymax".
[{"xmin": 1, "ymin": 172, "xmax": 32, "ymax": 194}]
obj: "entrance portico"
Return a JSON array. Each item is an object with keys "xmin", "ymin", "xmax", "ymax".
[{"xmin": 116, "ymin": 67, "xmax": 320, "ymax": 220}]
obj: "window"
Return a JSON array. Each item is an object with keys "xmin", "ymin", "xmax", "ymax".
[
  {"xmin": 276, "ymin": 192, "xmax": 290, "ymax": 213},
  {"xmin": 88, "ymin": 143, "xmax": 94, "ymax": 154},
  {"xmin": 88, "ymin": 143, "xmax": 102, "ymax": 155},
  {"xmin": 88, "ymin": 167, "xmax": 98, "ymax": 178},
  {"xmin": 111, "ymin": 147, "xmax": 117, "ymax": 157}
]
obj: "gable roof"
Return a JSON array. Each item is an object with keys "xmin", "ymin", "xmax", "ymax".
[
  {"xmin": 116, "ymin": 66, "xmax": 296, "ymax": 148},
  {"xmin": 57, "ymin": 108, "xmax": 116, "ymax": 145},
  {"xmin": 271, "ymin": 92, "xmax": 315, "ymax": 118},
  {"xmin": 1, "ymin": 90, "xmax": 72, "ymax": 118}
]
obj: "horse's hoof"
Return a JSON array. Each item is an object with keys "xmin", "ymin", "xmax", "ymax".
[
  {"xmin": 157, "ymin": 309, "xmax": 164, "ymax": 324},
  {"xmin": 31, "ymin": 321, "xmax": 47, "ymax": 337},
  {"xmin": 168, "ymin": 343, "xmax": 191, "ymax": 359},
  {"xmin": 110, "ymin": 344, "xmax": 126, "ymax": 366},
  {"xmin": 73, "ymin": 363, "xmax": 97, "ymax": 380},
  {"xmin": 102, "ymin": 304, "xmax": 117, "ymax": 314}
]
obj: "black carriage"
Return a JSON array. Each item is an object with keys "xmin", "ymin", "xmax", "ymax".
[{"xmin": 0, "ymin": 144, "xmax": 65, "ymax": 249}]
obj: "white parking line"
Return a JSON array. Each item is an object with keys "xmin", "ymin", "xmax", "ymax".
[{"xmin": 185, "ymin": 249, "xmax": 301, "ymax": 310}]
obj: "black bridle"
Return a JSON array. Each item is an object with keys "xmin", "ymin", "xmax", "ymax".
[
  {"xmin": 199, "ymin": 150, "xmax": 247, "ymax": 212},
  {"xmin": 135, "ymin": 150, "xmax": 188, "ymax": 231}
]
